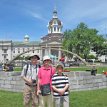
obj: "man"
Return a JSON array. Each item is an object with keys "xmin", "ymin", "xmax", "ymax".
[
  {"xmin": 37, "ymin": 55, "xmax": 55, "ymax": 107},
  {"xmin": 59, "ymin": 55, "xmax": 65, "ymax": 67},
  {"xmin": 21, "ymin": 54, "xmax": 40, "ymax": 107},
  {"xmin": 91, "ymin": 65, "xmax": 97, "ymax": 76},
  {"xmin": 52, "ymin": 63, "xmax": 69, "ymax": 107}
]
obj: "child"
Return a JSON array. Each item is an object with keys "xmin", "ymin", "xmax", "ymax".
[{"xmin": 52, "ymin": 63, "xmax": 69, "ymax": 107}]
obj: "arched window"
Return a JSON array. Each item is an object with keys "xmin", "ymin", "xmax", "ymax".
[{"xmin": 54, "ymin": 27, "xmax": 56, "ymax": 31}]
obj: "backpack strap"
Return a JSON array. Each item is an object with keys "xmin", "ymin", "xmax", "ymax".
[
  {"xmin": 38, "ymin": 64, "xmax": 41, "ymax": 68},
  {"xmin": 50, "ymin": 66, "xmax": 53, "ymax": 79},
  {"xmin": 24, "ymin": 64, "xmax": 41, "ymax": 77},
  {"xmin": 24, "ymin": 64, "xmax": 29, "ymax": 77}
]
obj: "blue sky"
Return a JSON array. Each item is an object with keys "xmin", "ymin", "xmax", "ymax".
[{"xmin": 0, "ymin": 0, "xmax": 107, "ymax": 41}]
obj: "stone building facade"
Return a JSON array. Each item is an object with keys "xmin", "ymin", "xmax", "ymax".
[{"xmin": 0, "ymin": 9, "xmax": 63, "ymax": 63}]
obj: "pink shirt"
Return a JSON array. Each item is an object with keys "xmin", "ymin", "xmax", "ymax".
[{"xmin": 38, "ymin": 65, "xmax": 55, "ymax": 85}]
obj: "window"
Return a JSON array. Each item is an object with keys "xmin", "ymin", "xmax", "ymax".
[
  {"xmin": 27, "ymin": 48, "xmax": 29, "ymax": 53},
  {"xmin": 58, "ymin": 28, "xmax": 60, "ymax": 32},
  {"xmin": 54, "ymin": 27, "xmax": 56, "ymax": 31},
  {"xmin": 37, "ymin": 50, "xmax": 39, "ymax": 53},
  {"xmin": 18, "ymin": 48, "xmax": 20, "ymax": 53},
  {"xmin": 4, "ymin": 55, "xmax": 6, "ymax": 59},
  {"xmin": 13, "ymin": 49, "xmax": 15, "ymax": 53},
  {"xmin": 54, "ymin": 20, "xmax": 57, "ymax": 24},
  {"xmin": 32, "ymin": 47, "xmax": 34, "ymax": 53},
  {"xmin": 23, "ymin": 48, "xmax": 25, "ymax": 52},
  {"xmin": 3, "ymin": 49, "xmax": 7, "ymax": 53}
]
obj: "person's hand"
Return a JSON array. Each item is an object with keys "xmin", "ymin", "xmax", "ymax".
[
  {"xmin": 37, "ymin": 90, "xmax": 41, "ymax": 96},
  {"xmin": 27, "ymin": 79, "xmax": 33, "ymax": 85},
  {"xmin": 58, "ymin": 89, "xmax": 65, "ymax": 95}
]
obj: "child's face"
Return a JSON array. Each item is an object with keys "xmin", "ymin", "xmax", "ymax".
[{"xmin": 56, "ymin": 66, "xmax": 63, "ymax": 73}]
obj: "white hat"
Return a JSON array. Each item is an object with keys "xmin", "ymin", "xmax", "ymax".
[
  {"xmin": 28, "ymin": 53, "xmax": 40, "ymax": 60},
  {"xmin": 43, "ymin": 55, "xmax": 51, "ymax": 61},
  {"xmin": 56, "ymin": 63, "xmax": 64, "ymax": 69}
]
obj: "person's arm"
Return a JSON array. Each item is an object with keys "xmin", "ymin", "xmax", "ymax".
[
  {"xmin": 52, "ymin": 84, "xmax": 69, "ymax": 95},
  {"xmin": 61, "ymin": 84, "xmax": 69, "ymax": 93},
  {"xmin": 57, "ymin": 76, "xmax": 69, "ymax": 95},
  {"xmin": 37, "ymin": 68, "xmax": 41, "ymax": 95},
  {"xmin": 52, "ymin": 85, "xmax": 60, "ymax": 93},
  {"xmin": 21, "ymin": 65, "xmax": 32, "ymax": 85},
  {"xmin": 52, "ymin": 74, "xmax": 61, "ymax": 93},
  {"xmin": 52, "ymin": 67, "xmax": 55, "ymax": 76},
  {"xmin": 37, "ymin": 79, "xmax": 41, "ymax": 95},
  {"xmin": 22, "ymin": 77, "xmax": 32, "ymax": 85}
]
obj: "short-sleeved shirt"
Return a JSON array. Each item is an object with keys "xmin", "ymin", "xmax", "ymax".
[
  {"xmin": 38, "ymin": 66, "xmax": 55, "ymax": 85},
  {"xmin": 52, "ymin": 73, "xmax": 69, "ymax": 97},
  {"xmin": 21, "ymin": 64, "xmax": 40, "ymax": 80}
]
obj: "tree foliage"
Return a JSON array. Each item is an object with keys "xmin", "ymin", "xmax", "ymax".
[{"xmin": 63, "ymin": 22, "xmax": 106, "ymax": 60}]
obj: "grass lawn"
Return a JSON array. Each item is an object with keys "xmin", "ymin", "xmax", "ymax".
[
  {"xmin": 14, "ymin": 66, "xmax": 107, "ymax": 74},
  {"xmin": 66, "ymin": 66, "xmax": 107, "ymax": 74},
  {"xmin": 0, "ymin": 88, "xmax": 107, "ymax": 107},
  {"xmin": 70, "ymin": 88, "xmax": 107, "ymax": 107},
  {"xmin": 0, "ymin": 90, "xmax": 23, "ymax": 107},
  {"xmin": 14, "ymin": 67, "xmax": 22, "ymax": 72}
]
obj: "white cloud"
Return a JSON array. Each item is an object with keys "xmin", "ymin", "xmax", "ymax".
[
  {"xmin": 0, "ymin": 0, "xmax": 107, "ymax": 40},
  {"xmin": 28, "ymin": 10, "xmax": 48, "ymax": 21},
  {"xmin": 56, "ymin": 0, "xmax": 107, "ymax": 34},
  {"xmin": 59, "ymin": 0, "xmax": 106, "ymax": 20}
]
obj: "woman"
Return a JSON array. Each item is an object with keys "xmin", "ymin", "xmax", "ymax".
[{"xmin": 37, "ymin": 55, "xmax": 55, "ymax": 107}]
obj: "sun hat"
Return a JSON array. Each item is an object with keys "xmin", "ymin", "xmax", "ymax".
[
  {"xmin": 28, "ymin": 53, "xmax": 40, "ymax": 60},
  {"xmin": 43, "ymin": 55, "xmax": 51, "ymax": 61},
  {"xmin": 56, "ymin": 63, "xmax": 64, "ymax": 69}
]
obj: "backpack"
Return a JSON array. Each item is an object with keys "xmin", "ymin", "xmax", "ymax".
[{"xmin": 24, "ymin": 63, "xmax": 41, "ymax": 77}]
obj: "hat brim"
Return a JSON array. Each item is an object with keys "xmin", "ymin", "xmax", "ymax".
[
  {"xmin": 28, "ymin": 55, "xmax": 40, "ymax": 60},
  {"xmin": 56, "ymin": 64, "xmax": 64, "ymax": 69},
  {"xmin": 43, "ymin": 59, "xmax": 52, "ymax": 62}
]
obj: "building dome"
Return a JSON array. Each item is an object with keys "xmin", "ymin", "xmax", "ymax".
[
  {"xmin": 24, "ymin": 35, "xmax": 29, "ymax": 43},
  {"xmin": 49, "ymin": 18, "xmax": 62, "ymax": 26},
  {"xmin": 47, "ymin": 9, "xmax": 63, "ymax": 34},
  {"xmin": 24, "ymin": 35, "xmax": 29, "ymax": 38}
]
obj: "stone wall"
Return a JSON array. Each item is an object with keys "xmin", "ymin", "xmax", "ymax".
[
  {"xmin": 64, "ymin": 71, "xmax": 107, "ymax": 91},
  {"xmin": 0, "ymin": 71, "xmax": 107, "ymax": 92},
  {"xmin": 0, "ymin": 71, "xmax": 24, "ymax": 92}
]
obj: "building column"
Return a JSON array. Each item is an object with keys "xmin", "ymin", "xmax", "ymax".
[
  {"xmin": 45, "ymin": 44, "xmax": 48, "ymax": 55},
  {"xmin": 58, "ymin": 48, "xmax": 61, "ymax": 60},
  {"xmin": 49, "ymin": 47, "xmax": 51, "ymax": 55},
  {"xmin": 40, "ymin": 47, "xmax": 43, "ymax": 60}
]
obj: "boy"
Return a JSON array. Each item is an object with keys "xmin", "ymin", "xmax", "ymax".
[{"xmin": 52, "ymin": 63, "xmax": 69, "ymax": 107}]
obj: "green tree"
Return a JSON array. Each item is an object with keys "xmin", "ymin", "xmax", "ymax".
[{"xmin": 63, "ymin": 22, "xmax": 105, "ymax": 60}]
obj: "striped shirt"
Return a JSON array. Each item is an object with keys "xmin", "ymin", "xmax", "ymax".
[
  {"xmin": 21, "ymin": 64, "xmax": 40, "ymax": 80},
  {"xmin": 52, "ymin": 73, "xmax": 69, "ymax": 97}
]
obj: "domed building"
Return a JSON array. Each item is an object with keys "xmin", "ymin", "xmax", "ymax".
[
  {"xmin": 24, "ymin": 35, "xmax": 29, "ymax": 43},
  {"xmin": 40, "ymin": 9, "xmax": 64, "ymax": 59},
  {"xmin": 0, "ymin": 9, "xmax": 106, "ymax": 63},
  {"xmin": 0, "ymin": 9, "xmax": 64, "ymax": 63}
]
